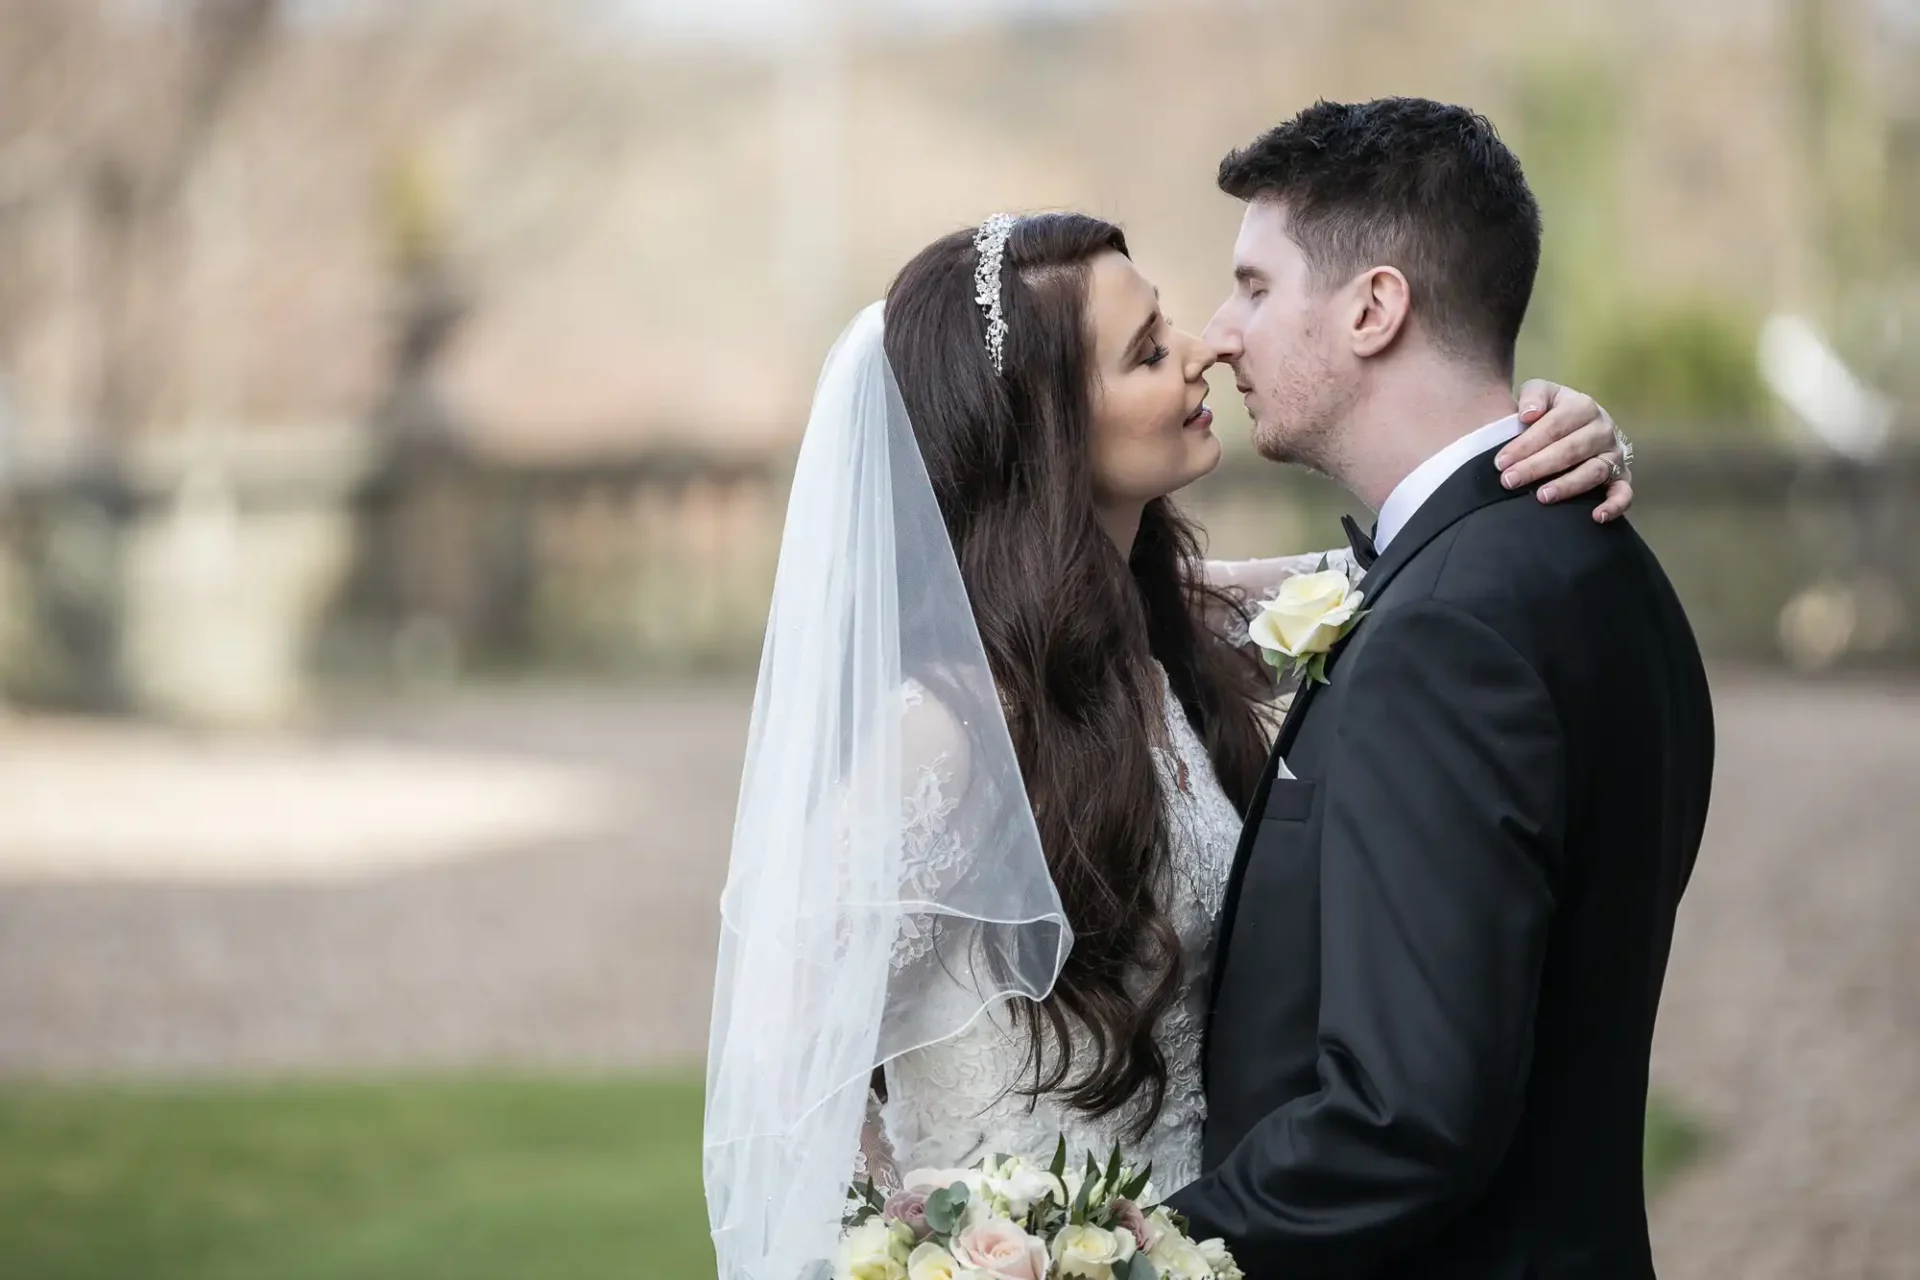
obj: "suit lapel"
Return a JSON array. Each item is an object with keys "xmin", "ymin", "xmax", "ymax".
[
  {"xmin": 1204, "ymin": 669, "xmax": 1323, "ymax": 1026},
  {"xmin": 1204, "ymin": 444, "xmax": 1538, "ymax": 1037}
]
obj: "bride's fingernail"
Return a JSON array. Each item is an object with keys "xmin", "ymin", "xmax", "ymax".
[
  {"xmin": 1540, "ymin": 486, "xmax": 1557, "ymax": 502},
  {"xmin": 1502, "ymin": 470, "xmax": 1518, "ymax": 488}
]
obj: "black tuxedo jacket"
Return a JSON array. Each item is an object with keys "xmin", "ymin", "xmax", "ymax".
[{"xmin": 1168, "ymin": 446, "xmax": 1714, "ymax": 1279}]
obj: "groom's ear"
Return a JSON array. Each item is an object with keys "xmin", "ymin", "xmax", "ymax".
[{"xmin": 1348, "ymin": 266, "xmax": 1411, "ymax": 360}]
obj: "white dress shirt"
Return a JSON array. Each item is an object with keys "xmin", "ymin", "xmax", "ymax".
[{"xmin": 1373, "ymin": 414, "xmax": 1523, "ymax": 553}]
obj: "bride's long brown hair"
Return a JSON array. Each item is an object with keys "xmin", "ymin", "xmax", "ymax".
[{"xmin": 883, "ymin": 213, "xmax": 1271, "ymax": 1132}]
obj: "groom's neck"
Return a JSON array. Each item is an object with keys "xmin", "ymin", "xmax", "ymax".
[{"xmin": 1335, "ymin": 358, "xmax": 1519, "ymax": 514}]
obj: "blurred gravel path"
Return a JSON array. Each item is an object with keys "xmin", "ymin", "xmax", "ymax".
[
  {"xmin": 0, "ymin": 683, "xmax": 746, "ymax": 1074},
  {"xmin": 1, "ymin": 673, "xmax": 1916, "ymax": 1274},
  {"xmin": 1647, "ymin": 675, "xmax": 1920, "ymax": 1279}
]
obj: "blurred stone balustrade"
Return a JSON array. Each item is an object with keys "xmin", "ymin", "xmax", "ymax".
[{"xmin": 2, "ymin": 430, "xmax": 1917, "ymax": 726}]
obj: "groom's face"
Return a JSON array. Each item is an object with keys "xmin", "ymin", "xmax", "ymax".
[{"xmin": 1206, "ymin": 199, "xmax": 1353, "ymax": 469}]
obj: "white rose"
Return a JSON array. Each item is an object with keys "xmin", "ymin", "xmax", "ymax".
[
  {"xmin": 837, "ymin": 1219, "xmax": 913, "ymax": 1280},
  {"xmin": 1141, "ymin": 1208, "xmax": 1179, "ymax": 1252},
  {"xmin": 906, "ymin": 1242, "xmax": 963, "ymax": 1280},
  {"xmin": 1198, "ymin": 1237, "xmax": 1245, "ymax": 1280},
  {"xmin": 982, "ymin": 1156, "xmax": 1066, "ymax": 1218},
  {"xmin": 1146, "ymin": 1230, "xmax": 1214, "ymax": 1280},
  {"xmin": 1248, "ymin": 568, "xmax": 1364, "ymax": 659},
  {"xmin": 1050, "ymin": 1223, "xmax": 1131, "ymax": 1279}
]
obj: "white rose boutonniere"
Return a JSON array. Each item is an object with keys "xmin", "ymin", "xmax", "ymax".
[{"xmin": 1247, "ymin": 557, "xmax": 1368, "ymax": 685}]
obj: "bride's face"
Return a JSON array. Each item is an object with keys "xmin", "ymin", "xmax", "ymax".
[{"xmin": 1083, "ymin": 251, "xmax": 1222, "ymax": 509}]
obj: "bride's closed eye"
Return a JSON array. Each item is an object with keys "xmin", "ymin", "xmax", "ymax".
[{"xmin": 1143, "ymin": 342, "xmax": 1171, "ymax": 368}]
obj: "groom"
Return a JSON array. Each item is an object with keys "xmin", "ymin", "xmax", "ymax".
[{"xmin": 1167, "ymin": 99, "xmax": 1715, "ymax": 1278}]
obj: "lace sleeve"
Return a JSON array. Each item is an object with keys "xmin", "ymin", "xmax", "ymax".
[
  {"xmin": 853, "ymin": 1082, "xmax": 902, "ymax": 1193},
  {"xmin": 891, "ymin": 681, "xmax": 975, "ymax": 972},
  {"xmin": 1202, "ymin": 547, "xmax": 1361, "ymax": 646},
  {"xmin": 859, "ymin": 681, "xmax": 984, "ymax": 1180}
]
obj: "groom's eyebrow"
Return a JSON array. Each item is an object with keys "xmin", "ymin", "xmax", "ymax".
[{"xmin": 1234, "ymin": 264, "xmax": 1267, "ymax": 286}]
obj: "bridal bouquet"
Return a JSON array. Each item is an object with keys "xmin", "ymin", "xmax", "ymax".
[{"xmin": 836, "ymin": 1140, "xmax": 1243, "ymax": 1280}]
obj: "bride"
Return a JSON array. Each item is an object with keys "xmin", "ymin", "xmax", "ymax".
[{"xmin": 704, "ymin": 212, "xmax": 1630, "ymax": 1279}]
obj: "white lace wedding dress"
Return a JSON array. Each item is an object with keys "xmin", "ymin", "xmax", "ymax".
[{"xmin": 864, "ymin": 550, "xmax": 1352, "ymax": 1196}]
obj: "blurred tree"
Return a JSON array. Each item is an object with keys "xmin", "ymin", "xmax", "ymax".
[
  {"xmin": 372, "ymin": 146, "xmax": 469, "ymax": 448},
  {"xmin": 86, "ymin": 0, "xmax": 280, "ymax": 453},
  {"xmin": 0, "ymin": 0, "xmax": 280, "ymax": 710},
  {"xmin": 1508, "ymin": 60, "xmax": 1770, "ymax": 439},
  {"xmin": 1791, "ymin": 0, "xmax": 1918, "ymax": 425},
  {"xmin": 1575, "ymin": 303, "xmax": 1768, "ymax": 439},
  {"xmin": 1506, "ymin": 61, "xmax": 1626, "ymax": 396}
]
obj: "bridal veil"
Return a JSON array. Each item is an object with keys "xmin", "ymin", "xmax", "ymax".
[{"xmin": 703, "ymin": 303, "xmax": 1072, "ymax": 1279}]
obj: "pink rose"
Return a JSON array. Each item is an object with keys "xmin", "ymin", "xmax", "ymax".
[
  {"xmin": 884, "ymin": 1189, "xmax": 931, "ymax": 1240},
  {"xmin": 1111, "ymin": 1199, "xmax": 1150, "ymax": 1253},
  {"xmin": 952, "ymin": 1219, "xmax": 1049, "ymax": 1280}
]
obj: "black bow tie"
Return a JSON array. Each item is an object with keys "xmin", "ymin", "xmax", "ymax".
[{"xmin": 1341, "ymin": 513, "xmax": 1379, "ymax": 570}]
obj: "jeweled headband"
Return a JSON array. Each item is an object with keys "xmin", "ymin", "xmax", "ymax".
[{"xmin": 971, "ymin": 213, "xmax": 1017, "ymax": 375}]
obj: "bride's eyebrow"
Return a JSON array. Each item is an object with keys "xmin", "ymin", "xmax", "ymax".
[{"xmin": 1126, "ymin": 288, "xmax": 1163, "ymax": 357}]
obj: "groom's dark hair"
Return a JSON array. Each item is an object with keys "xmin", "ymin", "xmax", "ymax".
[{"xmin": 1218, "ymin": 97, "xmax": 1541, "ymax": 376}]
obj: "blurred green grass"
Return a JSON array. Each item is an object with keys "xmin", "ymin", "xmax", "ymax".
[
  {"xmin": 0, "ymin": 1076, "xmax": 1707, "ymax": 1280},
  {"xmin": 1644, "ymin": 1091, "xmax": 1709, "ymax": 1197},
  {"xmin": 0, "ymin": 1074, "xmax": 712, "ymax": 1280}
]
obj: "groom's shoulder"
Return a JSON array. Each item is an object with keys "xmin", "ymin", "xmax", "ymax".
[{"xmin": 1423, "ymin": 491, "xmax": 1654, "ymax": 618}]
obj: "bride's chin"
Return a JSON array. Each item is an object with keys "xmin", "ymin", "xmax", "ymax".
[
  {"xmin": 1189, "ymin": 434, "xmax": 1224, "ymax": 480},
  {"xmin": 1164, "ymin": 443, "xmax": 1223, "ymax": 497}
]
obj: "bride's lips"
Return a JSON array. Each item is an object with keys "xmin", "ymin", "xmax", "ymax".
[{"xmin": 1183, "ymin": 403, "xmax": 1213, "ymax": 431}]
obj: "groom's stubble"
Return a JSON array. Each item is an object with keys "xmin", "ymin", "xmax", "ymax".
[{"xmin": 1248, "ymin": 309, "xmax": 1361, "ymax": 483}]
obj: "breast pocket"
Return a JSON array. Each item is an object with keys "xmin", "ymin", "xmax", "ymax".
[{"xmin": 1261, "ymin": 778, "xmax": 1317, "ymax": 824}]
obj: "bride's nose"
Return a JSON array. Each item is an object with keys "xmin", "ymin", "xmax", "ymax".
[{"xmin": 1179, "ymin": 328, "xmax": 1218, "ymax": 381}]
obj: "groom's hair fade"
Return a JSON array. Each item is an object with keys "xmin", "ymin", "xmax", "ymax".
[{"xmin": 1218, "ymin": 97, "xmax": 1542, "ymax": 376}]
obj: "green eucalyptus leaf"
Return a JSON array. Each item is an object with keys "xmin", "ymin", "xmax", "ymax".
[
  {"xmin": 1051, "ymin": 1135, "xmax": 1068, "ymax": 1180},
  {"xmin": 925, "ymin": 1188, "xmax": 958, "ymax": 1235}
]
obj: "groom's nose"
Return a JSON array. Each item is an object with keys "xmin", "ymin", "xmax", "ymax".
[{"xmin": 1203, "ymin": 303, "xmax": 1240, "ymax": 361}]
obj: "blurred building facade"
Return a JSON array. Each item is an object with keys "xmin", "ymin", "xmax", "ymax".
[
  {"xmin": 0, "ymin": 0, "xmax": 1914, "ymax": 455},
  {"xmin": 0, "ymin": 0, "xmax": 1915, "ymax": 719}
]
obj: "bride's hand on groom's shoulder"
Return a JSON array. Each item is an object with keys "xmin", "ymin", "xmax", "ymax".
[{"xmin": 1497, "ymin": 382, "xmax": 1635, "ymax": 525}]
